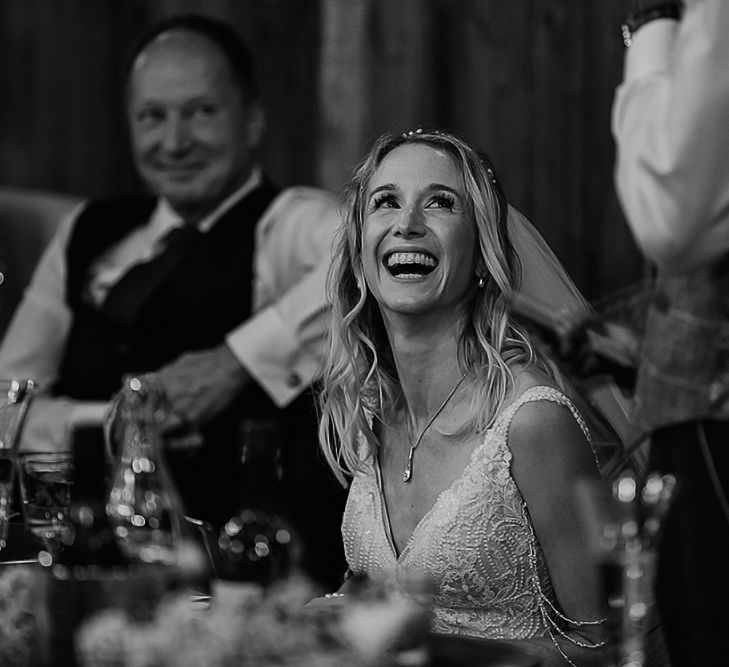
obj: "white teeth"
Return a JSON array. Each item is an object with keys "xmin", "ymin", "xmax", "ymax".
[{"xmin": 386, "ymin": 252, "xmax": 436, "ymax": 267}]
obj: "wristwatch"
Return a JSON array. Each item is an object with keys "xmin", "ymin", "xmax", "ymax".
[{"xmin": 621, "ymin": 1, "xmax": 683, "ymax": 47}]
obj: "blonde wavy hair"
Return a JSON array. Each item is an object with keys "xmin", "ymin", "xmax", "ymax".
[{"xmin": 319, "ymin": 128, "xmax": 551, "ymax": 486}]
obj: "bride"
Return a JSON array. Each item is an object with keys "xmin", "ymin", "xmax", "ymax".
[{"xmin": 318, "ymin": 128, "xmax": 608, "ymax": 666}]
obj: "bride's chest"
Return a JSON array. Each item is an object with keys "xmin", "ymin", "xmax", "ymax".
[{"xmin": 376, "ymin": 429, "xmax": 486, "ymax": 553}]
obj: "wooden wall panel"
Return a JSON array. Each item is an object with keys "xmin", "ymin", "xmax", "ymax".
[
  {"xmin": 0, "ymin": 0, "xmax": 147, "ymax": 197},
  {"xmin": 530, "ymin": 0, "xmax": 588, "ymax": 284},
  {"xmin": 317, "ymin": 0, "xmax": 371, "ymax": 190},
  {"xmin": 583, "ymin": 0, "xmax": 648, "ymax": 297},
  {"xmin": 365, "ymin": 0, "xmax": 435, "ymax": 141},
  {"xmin": 0, "ymin": 0, "xmax": 642, "ymax": 301},
  {"xmin": 315, "ymin": 0, "xmax": 643, "ymax": 299},
  {"xmin": 437, "ymin": 0, "xmax": 536, "ymax": 212}
]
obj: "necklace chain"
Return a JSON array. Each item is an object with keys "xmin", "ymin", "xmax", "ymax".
[{"xmin": 402, "ymin": 374, "xmax": 467, "ymax": 483}]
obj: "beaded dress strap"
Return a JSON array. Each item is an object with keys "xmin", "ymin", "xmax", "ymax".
[
  {"xmin": 493, "ymin": 385, "xmax": 592, "ymax": 444},
  {"xmin": 496, "ymin": 386, "xmax": 606, "ymax": 666}
]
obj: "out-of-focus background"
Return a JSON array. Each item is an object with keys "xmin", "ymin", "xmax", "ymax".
[{"xmin": 0, "ymin": 0, "xmax": 642, "ymax": 303}]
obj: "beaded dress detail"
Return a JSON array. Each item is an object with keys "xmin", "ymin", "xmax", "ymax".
[{"xmin": 341, "ymin": 386, "xmax": 592, "ymax": 640}]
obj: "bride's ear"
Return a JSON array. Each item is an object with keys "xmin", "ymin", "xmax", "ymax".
[{"xmin": 474, "ymin": 257, "xmax": 488, "ymax": 288}]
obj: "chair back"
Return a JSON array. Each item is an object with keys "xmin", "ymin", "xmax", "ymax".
[{"xmin": 0, "ymin": 187, "xmax": 83, "ymax": 336}]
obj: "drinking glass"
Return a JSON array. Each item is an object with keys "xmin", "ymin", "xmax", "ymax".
[
  {"xmin": 576, "ymin": 471, "xmax": 676, "ymax": 667},
  {"xmin": 18, "ymin": 451, "xmax": 74, "ymax": 554},
  {"xmin": 0, "ymin": 378, "xmax": 36, "ymax": 550}
]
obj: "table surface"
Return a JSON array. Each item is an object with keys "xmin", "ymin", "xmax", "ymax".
[
  {"xmin": 1, "ymin": 521, "xmax": 544, "ymax": 667},
  {"xmin": 428, "ymin": 634, "xmax": 542, "ymax": 667}
]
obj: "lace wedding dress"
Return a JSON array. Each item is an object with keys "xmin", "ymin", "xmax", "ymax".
[{"xmin": 341, "ymin": 386, "xmax": 591, "ymax": 640}]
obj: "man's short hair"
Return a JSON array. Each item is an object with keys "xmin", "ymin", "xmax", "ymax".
[{"xmin": 123, "ymin": 14, "xmax": 258, "ymax": 103}]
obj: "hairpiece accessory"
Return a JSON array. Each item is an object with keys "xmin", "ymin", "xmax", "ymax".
[
  {"xmin": 401, "ymin": 128, "xmax": 449, "ymax": 140},
  {"xmin": 486, "ymin": 166, "xmax": 498, "ymax": 186},
  {"xmin": 402, "ymin": 374, "xmax": 467, "ymax": 483}
]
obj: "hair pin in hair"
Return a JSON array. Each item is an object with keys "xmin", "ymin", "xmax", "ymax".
[
  {"xmin": 486, "ymin": 166, "xmax": 498, "ymax": 186},
  {"xmin": 401, "ymin": 127, "xmax": 451, "ymax": 140}
]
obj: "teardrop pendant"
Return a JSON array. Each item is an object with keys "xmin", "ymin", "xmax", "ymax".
[
  {"xmin": 400, "ymin": 374, "xmax": 467, "ymax": 484},
  {"xmin": 403, "ymin": 445, "xmax": 415, "ymax": 482}
]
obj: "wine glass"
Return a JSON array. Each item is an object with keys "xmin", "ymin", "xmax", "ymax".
[
  {"xmin": 0, "ymin": 378, "xmax": 36, "ymax": 551},
  {"xmin": 17, "ymin": 451, "xmax": 74, "ymax": 556},
  {"xmin": 576, "ymin": 472, "xmax": 676, "ymax": 667}
]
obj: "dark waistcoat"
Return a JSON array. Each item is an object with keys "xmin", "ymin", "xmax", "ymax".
[
  {"xmin": 55, "ymin": 183, "xmax": 277, "ymax": 400},
  {"xmin": 633, "ymin": 254, "xmax": 729, "ymax": 440},
  {"xmin": 53, "ymin": 183, "xmax": 281, "ymax": 525}
]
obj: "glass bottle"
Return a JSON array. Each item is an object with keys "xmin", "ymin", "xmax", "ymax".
[
  {"xmin": 598, "ymin": 470, "xmax": 676, "ymax": 667},
  {"xmin": 54, "ymin": 425, "xmax": 128, "ymax": 574},
  {"xmin": 47, "ymin": 424, "xmax": 129, "ymax": 666},
  {"xmin": 213, "ymin": 507, "xmax": 296, "ymax": 611},
  {"xmin": 217, "ymin": 507, "xmax": 295, "ymax": 586},
  {"xmin": 0, "ymin": 378, "xmax": 36, "ymax": 551},
  {"xmin": 106, "ymin": 374, "xmax": 184, "ymax": 565}
]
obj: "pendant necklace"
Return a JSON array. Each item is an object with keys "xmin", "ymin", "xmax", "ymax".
[{"xmin": 402, "ymin": 374, "xmax": 467, "ymax": 483}]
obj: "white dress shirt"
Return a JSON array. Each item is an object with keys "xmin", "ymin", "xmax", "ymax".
[
  {"xmin": 0, "ymin": 170, "xmax": 340, "ymax": 449},
  {"xmin": 612, "ymin": 0, "xmax": 729, "ymax": 272}
]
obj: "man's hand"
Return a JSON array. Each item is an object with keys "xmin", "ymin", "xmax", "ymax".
[{"xmin": 156, "ymin": 343, "xmax": 250, "ymax": 438}]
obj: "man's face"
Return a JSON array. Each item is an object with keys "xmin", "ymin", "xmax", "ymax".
[{"xmin": 127, "ymin": 30, "xmax": 262, "ymax": 222}]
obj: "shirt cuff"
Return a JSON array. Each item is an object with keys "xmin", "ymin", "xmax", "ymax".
[
  {"xmin": 226, "ymin": 308, "xmax": 321, "ymax": 408},
  {"xmin": 20, "ymin": 397, "xmax": 103, "ymax": 452},
  {"xmin": 624, "ymin": 18, "xmax": 678, "ymax": 80},
  {"xmin": 70, "ymin": 401, "xmax": 109, "ymax": 428}
]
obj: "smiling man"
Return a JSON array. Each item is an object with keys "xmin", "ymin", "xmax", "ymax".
[
  {"xmin": 0, "ymin": 14, "xmax": 346, "ymax": 587},
  {"xmin": 127, "ymin": 27, "xmax": 263, "ymax": 223}
]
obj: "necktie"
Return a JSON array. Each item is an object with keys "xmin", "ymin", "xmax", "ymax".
[{"xmin": 101, "ymin": 224, "xmax": 203, "ymax": 328}]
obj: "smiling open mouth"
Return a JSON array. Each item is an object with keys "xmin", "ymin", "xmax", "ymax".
[{"xmin": 384, "ymin": 251, "xmax": 438, "ymax": 277}]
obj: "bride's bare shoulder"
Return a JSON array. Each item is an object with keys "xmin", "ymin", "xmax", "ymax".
[{"xmin": 509, "ymin": 363, "xmax": 559, "ymax": 398}]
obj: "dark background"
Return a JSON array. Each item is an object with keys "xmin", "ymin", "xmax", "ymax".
[{"xmin": 0, "ymin": 0, "xmax": 644, "ymax": 301}]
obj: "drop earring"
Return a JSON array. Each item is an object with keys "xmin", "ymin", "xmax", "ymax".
[{"xmin": 477, "ymin": 275, "xmax": 486, "ymax": 289}]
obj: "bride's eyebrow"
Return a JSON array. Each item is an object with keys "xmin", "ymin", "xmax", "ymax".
[
  {"xmin": 370, "ymin": 183, "xmax": 460, "ymax": 196},
  {"xmin": 426, "ymin": 183, "xmax": 460, "ymax": 195},
  {"xmin": 369, "ymin": 184, "xmax": 398, "ymax": 197}
]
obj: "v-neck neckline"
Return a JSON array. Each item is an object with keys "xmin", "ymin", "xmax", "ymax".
[
  {"xmin": 374, "ymin": 421, "xmax": 498, "ymax": 562},
  {"xmin": 367, "ymin": 385, "xmax": 558, "ymax": 564},
  {"xmin": 371, "ymin": 385, "xmax": 558, "ymax": 562}
]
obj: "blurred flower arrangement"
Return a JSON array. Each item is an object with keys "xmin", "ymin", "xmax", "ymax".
[
  {"xmin": 0, "ymin": 566, "xmax": 48, "ymax": 667},
  {"xmin": 76, "ymin": 575, "xmax": 349, "ymax": 667},
  {"xmin": 0, "ymin": 562, "xmax": 431, "ymax": 666},
  {"xmin": 76, "ymin": 574, "xmax": 431, "ymax": 667}
]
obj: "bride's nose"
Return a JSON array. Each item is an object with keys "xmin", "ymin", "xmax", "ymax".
[{"xmin": 394, "ymin": 207, "xmax": 426, "ymax": 238}]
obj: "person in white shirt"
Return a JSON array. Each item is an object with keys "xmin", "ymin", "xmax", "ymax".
[
  {"xmin": 613, "ymin": 1, "xmax": 729, "ymax": 663},
  {"xmin": 0, "ymin": 14, "xmax": 346, "ymax": 587}
]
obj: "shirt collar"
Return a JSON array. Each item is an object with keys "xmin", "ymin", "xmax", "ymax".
[{"xmin": 150, "ymin": 165, "xmax": 263, "ymax": 236}]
